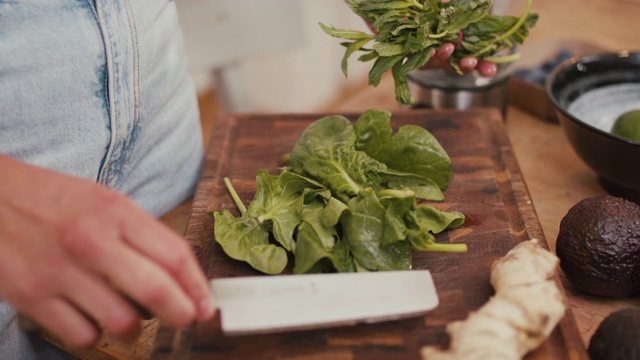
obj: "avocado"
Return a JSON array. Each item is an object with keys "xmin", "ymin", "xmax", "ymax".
[
  {"xmin": 555, "ymin": 196, "xmax": 640, "ymax": 298},
  {"xmin": 588, "ymin": 307, "xmax": 640, "ymax": 360},
  {"xmin": 611, "ymin": 109, "xmax": 640, "ymax": 142}
]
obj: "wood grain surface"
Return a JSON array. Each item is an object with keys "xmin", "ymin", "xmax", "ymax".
[{"xmin": 151, "ymin": 109, "xmax": 588, "ymax": 359}]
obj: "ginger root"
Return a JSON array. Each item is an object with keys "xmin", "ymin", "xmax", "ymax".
[{"xmin": 422, "ymin": 239, "xmax": 566, "ymax": 360}]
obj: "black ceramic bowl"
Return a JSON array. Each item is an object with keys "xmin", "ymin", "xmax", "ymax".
[{"xmin": 546, "ymin": 51, "xmax": 640, "ymax": 203}]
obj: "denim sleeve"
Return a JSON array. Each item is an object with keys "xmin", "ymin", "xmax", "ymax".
[{"xmin": 0, "ymin": 0, "xmax": 203, "ymax": 216}]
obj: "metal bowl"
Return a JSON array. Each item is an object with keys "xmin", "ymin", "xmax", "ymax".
[
  {"xmin": 408, "ymin": 49, "xmax": 517, "ymax": 117},
  {"xmin": 546, "ymin": 50, "xmax": 640, "ymax": 203}
]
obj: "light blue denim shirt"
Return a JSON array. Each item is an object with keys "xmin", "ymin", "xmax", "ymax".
[{"xmin": 0, "ymin": 0, "xmax": 203, "ymax": 357}]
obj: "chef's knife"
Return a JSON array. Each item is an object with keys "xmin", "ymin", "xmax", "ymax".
[
  {"xmin": 19, "ymin": 270, "xmax": 438, "ymax": 336},
  {"xmin": 212, "ymin": 269, "xmax": 439, "ymax": 335}
]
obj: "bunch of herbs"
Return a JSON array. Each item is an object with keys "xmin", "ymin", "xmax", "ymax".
[{"xmin": 320, "ymin": 0, "xmax": 538, "ymax": 104}]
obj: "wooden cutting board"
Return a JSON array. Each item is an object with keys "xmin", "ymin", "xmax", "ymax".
[{"xmin": 151, "ymin": 109, "xmax": 588, "ymax": 360}]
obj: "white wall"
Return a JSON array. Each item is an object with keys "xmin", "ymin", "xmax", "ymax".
[{"xmin": 176, "ymin": 0, "xmax": 371, "ymax": 112}]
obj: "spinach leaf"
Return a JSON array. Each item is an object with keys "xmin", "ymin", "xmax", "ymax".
[
  {"xmin": 247, "ymin": 169, "xmax": 324, "ymax": 252},
  {"xmin": 293, "ymin": 201, "xmax": 353, "ymax": 274},
  {"xmin": 340, "ymin": 189, "xmax": 412, "ymax": 271},
  {"xmin": 354, "ymin": 109, "xmax": 451, "ymax": 199},
  {"xmin": 405, "ymin": 204, "xmax": 466, "ymax": 251},
  {"xmin": 379, "ymin": 190, "xmax": 415, "ymax": 245},
  {"xmin": 213, "ymin": 210, "xmax": 288, "ymax": 275},
  {"xmin": 380, "ymin": 170, "xmax": 444, "ymax": 201},
  {"xmin": 376, "ymin": 189, "xmax": 466, "ymax": 253},
  {"xmin": 212, "ymin": 109, "xmax": 466, "ymax": 275},
  {"xmin": 213, "ymin": 169, "xmax": 323, "ymax": 274},
  {"xmin": 289, "ymin": 115, "xmax": 387, "ymax": 201}
]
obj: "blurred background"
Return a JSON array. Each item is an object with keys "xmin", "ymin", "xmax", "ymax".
[
  {"xmin": 176, "ymin": 0, "xmax": 372, "ymax": 113},
  {"xmin": 175, "ymin": 0, "xmax": 638, "ymax": 115}
]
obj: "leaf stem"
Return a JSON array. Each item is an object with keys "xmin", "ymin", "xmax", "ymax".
[
  {"xmin": 223, "ymin": 177, "xmax": 247, "ymax": 216},
  {"xmin": 484, "ymin": 52, "xmax": 521, "ymax": 63},
  {"xmin": 427, "ymin": 30, "xmax": 449, "ymax": 39},
  {"xmin": 409, "ymin": 0, "xmax": 424, "ymax": 10},
  {"xmin": 469, "ymin": 0, "xmax": 532, "ymax": 58},
  {"xmin": 377, "ymin": 188, "xmax": 415, "ymax": 199},
  {"xmin": 425, "ymin": 243, "xmax": 468, "ymax": 252}
]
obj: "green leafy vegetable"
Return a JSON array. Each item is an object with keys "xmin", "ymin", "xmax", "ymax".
[
  {"xmin": 289, "ymin": 115, "xmax": 387, "ymax": 202},
  {"xmin": 353, "ymin": 108, "xmax": 451, "ymax": 200},
  {"xmin": 320, "ymin": 0, "xmax": 538, "ymax": 104},
  {"xmin": 246, "ymin": 169, "xmax": 324, "ymax": 251},
  {"xmin": 340, "ymin": 189, "xmax": 413, "ymax": 271},
  {"xmin": 211, "ymin": 109, "xmax": 466, "ymax": 275},
  {"xmin": 213, "ymin": 210, "xmax": 287, "ymax": 275}
]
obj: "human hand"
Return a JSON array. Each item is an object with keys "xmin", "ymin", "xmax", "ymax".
[
  {"xmin": 362, "ymin": 0, "xmax": 498, "ymax": 78},
  {"xmin": 362, "ymin": 29, "xmax": 497, "ymax": 78},
  {"xmin": 425, "ymin": 0, "xmax": 497, "ymax": 77},
  {"xmin": 419, "ymin": 42, "xmax": 498, "ymax": 77},
  {"xmin": 0, "ymin": 155, "xmax": 215, "ymax": 350}
]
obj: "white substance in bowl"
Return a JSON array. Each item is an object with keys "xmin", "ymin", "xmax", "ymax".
[{"xmin": 567, "ymin": 83, "xmax": 640, "ymax": 132}]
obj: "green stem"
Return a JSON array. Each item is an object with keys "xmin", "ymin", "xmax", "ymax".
[
  {"xmin": 470, "ymin": 0, "xmax": 532, "ymax": 58},
  {"xmin": 409, "ymin": 0, "xmax": 424, "ymax": 10},
  {"xmin": 428, "ymin": 30, "xmax": 449, "ymax": 39},
  {"xmin": 223, "ymin": 177, "xmax": 247, "ymax": 216},
  {"xmin": 484, "ymin": 52, "xmax": 522, "ymax": 63},
  {"xmin": 424, "ymin": 243, "xmax": 468, "ymax": 253},
  {"xmin": 338, "ymin": 167, "xmax": 363, "ymax": 196},
  {"xmin": 377, "ymin": 188, "xmax": 415, "ymax": 199}
]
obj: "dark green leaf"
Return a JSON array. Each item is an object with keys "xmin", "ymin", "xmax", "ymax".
[
  {"xmin": 245, "ymin": 244, "xmax": 288, "ymax": 275},
  {"xmin": 358, "ymin": 51, "xmax": 379, "ymax": 62},
  {"xmin": 368, "ymin": 54, "xmax": 404, "ymax": 86},
  {"xmin": 372, "ymin": 10, "xmax": 407, "ymax": 31},
  {"xmin": 373, "ymin": 42, "xmax": 405, "ymax": 57},
  {"xmin": 289, "ymin": 115, "xmax": 387, "ymax": 201},
  {"xmin": 213, "ymin": 210, "xmax": 287, "ymax": 274},
  {"xmin": 399, "ymin": 47, "xmax": 434, "ymax": 75},
  {"xmin": 402, "ymin": 33, "xmax": 426, "ymax": 54},
  {"xmin": 380, "ymin": 170, "xmax": 444, "ymax": 201},
  {"xmin": 359, "ymin": 0, "xmax": 417, "ymax": 12},
  {"xmin": 319, "ymin": 23, "xmax": 374, "ymax": 41},
  {"xmin": 354, "ymin": 110, "xmax": 452, "ymax": 190},
  {"xmin": 391, "ymin": 61, "xmax": 413, "ymax": 104},
  {"xmin": 247, "ymin": 169, "xmax": 323, "ymax": 251},
  {"xmin": 405, "ymin": 204, "xmax": 466, "ymax": 251},
  {"xmin": 437, "ymin": 0, "xmax": 492, "ymax": 33},
  {"xmin": 341, "ymin": 38, "xmax": 372, "ymax": 76},
  {"xmin": 293, "ymin": 222, "xmax": 350, "ymax": 274},
  {"xmin": 340, "ymin": 189, "xmax": 412, "ymax": 271}
]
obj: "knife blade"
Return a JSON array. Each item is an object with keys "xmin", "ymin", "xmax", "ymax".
[
  {"xmin": 19, "ymin": 270, "xmax": 439, "ymax": 336},
  {"xmin": 211, "ymin": 269, "xmax": 439, "ymax": 335}
]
